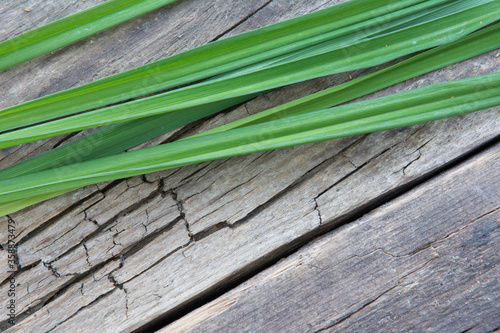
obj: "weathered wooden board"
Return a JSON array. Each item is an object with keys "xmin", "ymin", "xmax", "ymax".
[
  {"xmin": 0, "ymin": 1, "xmax": 499, "ymax": 332},
  {"xmin": 163, "ymin": 143, "xmax": 500, "ymax": 333}
]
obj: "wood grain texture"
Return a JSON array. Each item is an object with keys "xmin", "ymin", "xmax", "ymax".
[
  {"xmin": 0, "ymin": 0, "xmax": 499, "ymax": 332},
  {"xmin": 163, "ymin": 144, "xmax": 500, "ymax": 333}
]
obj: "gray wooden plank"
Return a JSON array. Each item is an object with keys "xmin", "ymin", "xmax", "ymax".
[{"xmin": 163, "ymin": 143, "xmax": 500, "ymax": 333}]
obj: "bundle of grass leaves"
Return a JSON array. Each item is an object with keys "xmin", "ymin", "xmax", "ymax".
[{"xmin": 0, "ymin": 0, "xmax": 499, "ymax": 216}]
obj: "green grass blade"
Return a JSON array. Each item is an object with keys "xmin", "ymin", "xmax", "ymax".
[
  {"xmin": 210, "ymin": 0, "xmax": 459, "ymax": 81},
  {"xmin": 251, "ymin": 0, "xmax": 492, "ymax": 70},
  {"xmin": 0, "ymin": 72, "xmax": 498, "ymax": 213},
  {"xmin": 0, "ymin": 0, "xmax": 179, "ymax": 72},
  {"xmin": 0, "ymin": 2, "xmax": 497, "ymax": 148},
  {"xmin": 0, "ymin": 0, "xmax": 453, "ymax": 132},
  {"xmin": 0, "ymin": 95, "xmax": 255, "ymax": 180},
  {"xmin": 199, "ymin": 22, "xmax": 500, "ymax": 134},
  {"xmin": 5, "ymin": 17, "xmax": 499, "ymax": 182},
  {"xmin": 0, "ymin": 0, "xmax": 465, "ymax": 178},
  {"xmin": 6, "ymin": 13, "xmax": 499, "ymax": 181},
  {"xmin": 0, "ymin": 189, "xmax": 75, "ymax": 218},
  {"xmin": 369, "ymin": 0, "xmax": 494, "ymax": 36}
]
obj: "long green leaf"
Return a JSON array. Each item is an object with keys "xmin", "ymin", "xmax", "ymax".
[
  {"xmin": 210, "ymin": 0, "xmax": 464, "ymax": 80},
  {"xmin": 2, "ymin": 21, "xmax": 499, "ymax": 180},
  {"xmin": 1, "ymin": 2, "xmax": 497, "ymax": 149},
  {"xmin": 0, "ymin": 0, "xmax": 179, "ymax": 71},
  {"xmin": 0, "ymin": 0, "xmax": 461, "ymax": 132},
  {"xmin": 242, "ymin": 0, "xmax": 491, "ymax": 71},
  {"xmin": 0, "ymin": 95, "xmax": 256, "ymax": 180},
  {"xmin": 0, "ymin": 189, "xmax": 76, "ymax": 219},
  {"xmin": 200, "ymin": 22, "xmax": 500, "ymax": 134},
  {"xmin": 0, "ymin": 72, "xmax": 498, "ymax": 215}
]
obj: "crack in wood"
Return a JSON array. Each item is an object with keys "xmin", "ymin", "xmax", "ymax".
[
  {"xmin": 401, "ymin": 134, "xmax": 437, "ymax": 175},
  {"xmin": 166, "ymin": 185, "xmax": 194, "ymax": 240},
  {"xmin": 210, "ymin": 0, "xmax": 274, "ymax": 41},
  {"xmin": 179, "ymin": 163, "xmax": 212, "ymax": 185},
  {"xmin": 313, "ymin": 198, "xmax": 324, "ymax": 225},
  {"xmin": 43, "ymin": 182, "xmax": 161, "ymax": 265},
  {"xmin": 41, "ymin": 260, "xmax": 62, "ymax": 279},
  {"xmin": 185, "ymin": 138, "xmax": 364, "ymax": 241},
  {"xmin": 431, "ymin": 206, "xmax": 500, "ymax": 250},
  {"xmin": 2, "ymin": 258, "xmax": 121, "ymax": 329},
  {"xmin": 314, "ymin": 257, "xmax": 438, "ymax": 332},
  {"xmin": 119, "ymin": 241, "xmax": 192, "ymax": 286},
  {"xmin": 46, "ymin": 288, "xmax": 117, "ymax": 333}
]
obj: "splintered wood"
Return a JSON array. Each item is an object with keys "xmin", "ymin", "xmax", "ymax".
[{"xmin": 0, "ymin": 1, "xmax": 499, "ymax": 332}]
